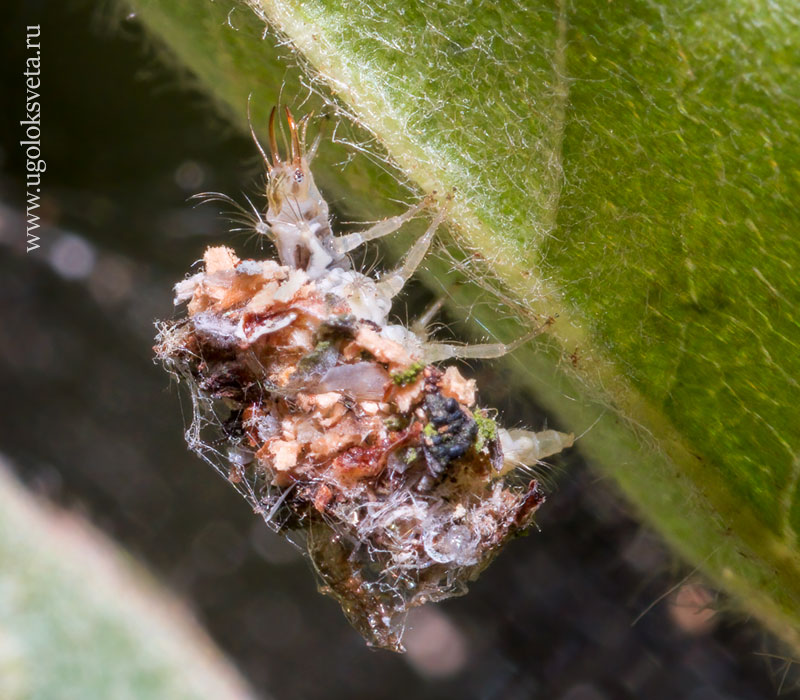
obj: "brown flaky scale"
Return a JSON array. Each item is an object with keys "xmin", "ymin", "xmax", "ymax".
[{"xmin": 155, "ymin": 108, "xmax": 572, "ymax": 652}]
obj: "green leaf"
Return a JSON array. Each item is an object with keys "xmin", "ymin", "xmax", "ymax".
[
  {"xmin": 0, "ymin": 459, "xmax": 253, "ymax": 699},
  {"xmin": 129, "ymin": 0, "xmax": 800, "ymax": 650}
]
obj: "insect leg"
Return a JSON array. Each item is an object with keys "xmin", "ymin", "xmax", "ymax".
[
  {"xmin": 498, "ymin": 428, "xmax": 575, "ymax": 474},
  {"xmin": 420, "ymin": 324, "xmax": 546, "ymax": 363},
  {"xmin": 332, "ymin": 195, "xmax": 435, "ymax": 257},
  {"xmin": 376, "ymin": 205, "xmax": 446, "ymax": 298}
]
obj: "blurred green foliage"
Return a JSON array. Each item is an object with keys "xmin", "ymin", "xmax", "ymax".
[{"xmin": 0, "ymin": 462, "xmax": 254, "ymax": 700}]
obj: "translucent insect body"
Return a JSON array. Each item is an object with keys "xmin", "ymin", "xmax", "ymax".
[{"xmin": 155, "ymin": 107, "xmax": 573, "ymax": 652}]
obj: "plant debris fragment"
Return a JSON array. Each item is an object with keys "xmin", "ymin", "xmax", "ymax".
[
  {"xmin": 155, "ymin": 107, "xmax": 573, "ymax": 652},
  {"xmin": 156, "ymin": 246, "xmax": 573, "ymax": 651}
]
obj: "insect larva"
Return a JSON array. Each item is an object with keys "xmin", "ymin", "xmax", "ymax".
[{"xmin": 155, "ymin": 106, "xmax": 573, "ymax": 652}]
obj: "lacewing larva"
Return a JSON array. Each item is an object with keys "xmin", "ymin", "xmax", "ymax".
[{"xmin": 155, "ymin": 106, "xmax": 572, "ymax": 652}]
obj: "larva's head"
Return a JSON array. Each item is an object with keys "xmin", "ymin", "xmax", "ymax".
[{"xmin": 261, "ymin": 107, "xmax": 326, "ymax": 223}]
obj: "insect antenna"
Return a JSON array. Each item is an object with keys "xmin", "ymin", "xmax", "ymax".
[
  {"xmin": 268, "ymin": 106, "xmax": 282, "ymax": 166},
  {"xmin": 306, "ymin": 113, "xmax": 329, "ymax": 164},
  {"xmin": 298, "ymin": 112, "xmax": 313, "ymax": 152},
  {"xmin": 285, "ymin": 107, "xmax": 302, "ymax": 165},
  {"xmin": 247, "ymin": 93, "xmax": 271, "ymax": 172}
]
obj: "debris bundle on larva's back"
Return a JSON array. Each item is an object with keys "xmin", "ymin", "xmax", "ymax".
[{"xmin": 154, "ymin": 107, "xmax": 573, "ymax": 652}]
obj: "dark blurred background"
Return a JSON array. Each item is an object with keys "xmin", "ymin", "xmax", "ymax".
[{"xmin": 0, "ymin": 1, "xmax": 797, "ymax": 698}]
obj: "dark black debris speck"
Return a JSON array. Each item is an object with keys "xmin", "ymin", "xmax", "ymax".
[{"xmin": 422, "ymin": 392, "xmax": 479, "ymax": 480}]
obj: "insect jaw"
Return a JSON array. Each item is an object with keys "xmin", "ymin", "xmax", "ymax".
[
  {"xmin": 266, "ymin": 105, "xmax": 306, "ymax": 170},
  {"xmin": 284, "ymin": 106, "xmax": 303, "ymax": 167},
  {"xmin": 264, "ymin": 106, "xmax": 316, "ymax": 211},
  {"xmin": 267, "ymin": 106, "xmax": 281, "ymax": 170}
]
